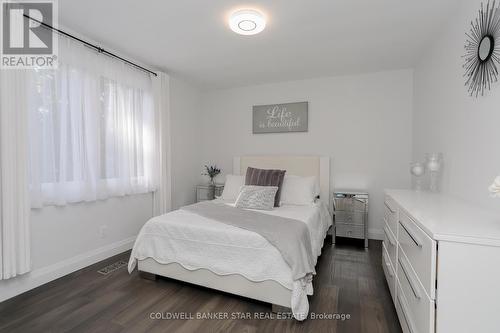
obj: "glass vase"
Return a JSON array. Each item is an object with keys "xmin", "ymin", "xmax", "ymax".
[
  {"xmin": 426, "ymin": 153, "xmax": 443, "ymax": 192},
  {"xmin": 410, "ymin": 162, "xmax": 425, "ymax": 191}
]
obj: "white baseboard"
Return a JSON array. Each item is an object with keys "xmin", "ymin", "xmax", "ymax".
[
  {"xmin": 0, "ymin": 236, "xmax": 136, "ymax": 303},
  {"xmin": 1, "ymin": 227, "xmax": 384, "ymax": 303},
  {"xmin": 368, "ymin": 228, "xmax": 384, "ymax": 240}
]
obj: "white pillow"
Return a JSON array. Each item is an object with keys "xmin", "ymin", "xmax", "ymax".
[
  {"xmin": 221, "ymin": 174, "xmax": 244, "ymax": 202},
  {"xmin": 280, "ymin": 175, "xmax": 319, "ymax": 206},
  {"xmin": 235, "ymin": 185, "xmax": 278, "ymax": 211}
]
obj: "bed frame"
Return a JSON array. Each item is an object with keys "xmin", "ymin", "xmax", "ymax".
[{"xmin": 138, "ymin": 155, "xmax": 331, "ymax": 310}]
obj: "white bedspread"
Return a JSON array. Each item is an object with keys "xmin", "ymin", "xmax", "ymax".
[{"xmin": 128, "ymin": 200, "xmax": 331, "ymax": 319}]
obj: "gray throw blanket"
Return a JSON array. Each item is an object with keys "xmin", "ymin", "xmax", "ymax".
[{"xmin": 181, "ymin": 201, "xmax": 315, "ymax": 280}]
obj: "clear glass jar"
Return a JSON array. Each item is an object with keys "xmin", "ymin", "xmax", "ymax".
[{"xmin": 425, "ymin": 153, "xmax": 443, "ymax": 192}]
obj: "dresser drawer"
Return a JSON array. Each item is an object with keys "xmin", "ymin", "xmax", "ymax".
[
  {"xmin": 382, "ymin": 243, "xmax": 396, "ymax": 301},
  {"xmin": 398, "ymin": 212, "xmax": 437, "ymax": 299},
  {"xmin": 395, "ymin": 282, "xmax": 417, "ymax": 333},
  {"xmin": 397, "ymin": 252, "xmax": 435, "ymax": 333},
  {"xmin": 335, "ymin": 210, "xmax": 364, "ymax": 224},
  {"xmin": 383, "ymin": 221, "xmax": 397, "ymax": 268},
  {"xmin": 384, "ymin": 197, "xmax": 398, "ymax": 237},
  {"xmin": 336, "ymin": 223, "xmax": 364, "ymax": 239}
]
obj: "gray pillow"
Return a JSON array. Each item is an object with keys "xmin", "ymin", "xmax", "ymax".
[
  {"xmin": 245, "ymin": 167, "xmax": 286, "ymax": 207},
  {"xmin": 235, "ymin": 185, "xmax": 278, "ymax": 210}
]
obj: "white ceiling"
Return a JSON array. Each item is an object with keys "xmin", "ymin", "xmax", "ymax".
[{"xmin": 59, "ymin": 0, "xmax": 456, "ymax": 89}]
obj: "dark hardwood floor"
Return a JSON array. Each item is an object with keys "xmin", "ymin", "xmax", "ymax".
[{"xmin": 0, "ymin": 239, "xmax": 401, "ymax": 333}]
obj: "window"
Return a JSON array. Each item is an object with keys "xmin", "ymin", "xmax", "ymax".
[{"xmin": 28, "ymin": 38, "xmax": 157, "ymax": 208}]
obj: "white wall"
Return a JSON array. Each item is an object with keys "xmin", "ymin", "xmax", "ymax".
[
  {"xmin": 199, "ymin": 70, "xmax": 414, "ymax": 238},
  {"xmin": 0, "ymin": 75, "xmax": 201, "ymax": 302},
  {"xmin": 170, "ymin": 76, "xmax": 202, "ymax": 209},
  {"xmin": 413, "ymin": 0, "xmax": 500, "ymax": 213},
  {"xmin": 0, "ymin": 194, "xmax": 153, "ymax": 302}
]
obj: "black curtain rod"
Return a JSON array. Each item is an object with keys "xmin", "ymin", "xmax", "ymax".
[{"xmin": 23, "ymin": 14, "xmax": 158, "ymax": 77}]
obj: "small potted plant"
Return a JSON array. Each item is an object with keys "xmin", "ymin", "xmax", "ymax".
[{"xmin": 202, "ymin": 165, "xmax": 221, "ymax": 185}]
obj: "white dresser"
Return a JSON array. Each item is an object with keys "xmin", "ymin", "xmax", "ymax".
[{"xmin": 382, "ymin": 190, "xmax": 500, "ymax": 333}]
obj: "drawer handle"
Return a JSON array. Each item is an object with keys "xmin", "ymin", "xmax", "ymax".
[
  {"xmin": 397, "ymin": 294, "xmax": 416, "ymax": 333},
  {"xmin": 384, "ymin": 202, "xmax": 396, "ymax": 213},
  {"xmin": 384, "ymin": 258, "xmax": 394, "ymax": 277},
  {"xmin": 399, "ymin": 220, "xmax": 423, "ymax": 248},
  {"xmin": 383, "ymin": 226, "xmax": 396, "ymax": 246},
  {"xmin": 399, "ymin": 257, "xmax": 422, "ymax": 300}
]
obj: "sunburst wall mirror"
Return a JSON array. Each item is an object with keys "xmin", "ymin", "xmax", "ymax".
[{"xmin": 464, "ymin": 0, "xmax": 500, "ymax": 97}]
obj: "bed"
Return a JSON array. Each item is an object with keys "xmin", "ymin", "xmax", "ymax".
[{"xmin": 128, "ymin": 156, "xmax": 332, "ymax": 320}]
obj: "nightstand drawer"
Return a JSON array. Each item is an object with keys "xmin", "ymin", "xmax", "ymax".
[
  {"xmin": 334, "ymin": 197, "xmax": 367, "ymax": 211},
  {"xmin": 335, "ymin": 210, "xmax": 364, "ymax": 224},
  {"xmin": 197, "ymin": 186, "xmax": 215, "ymax": 202},
  {"xmin": 336, "ymin": 223, "xmax": 364, "ymax": 239}
]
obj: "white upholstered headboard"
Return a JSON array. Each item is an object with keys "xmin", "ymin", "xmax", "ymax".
[{"xmin": 233, "ymin": 155, "xmax": 331, "ymax": 207}]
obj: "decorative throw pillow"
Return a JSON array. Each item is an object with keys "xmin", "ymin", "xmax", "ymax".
[
  {"xmin": 245, "ymin": 167, "xmax": 286, "ymax": 207},
  {"xmin": 221, "ymin": 174, "xmax": 245, "ymax": 202},
  {"xmin": 280, "ymin": 175, "xmax": 318, "ymax": 206},
  {"xmin": 235, "ymin": 185, "xmax": 279, "ymax": 210}
]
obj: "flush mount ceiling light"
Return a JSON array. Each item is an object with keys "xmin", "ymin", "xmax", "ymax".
[{"xmin": 229, "ymin": 9, "xmax": 266, "ymax": 35}]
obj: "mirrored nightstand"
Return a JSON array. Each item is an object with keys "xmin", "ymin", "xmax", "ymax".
[
  {"xmin": 333, "ymin": 190, "xmax": 369, "ymax": 248},
  {"xmin": 196, "ymin": 184, "xmax": 224, "ymax": 202}
]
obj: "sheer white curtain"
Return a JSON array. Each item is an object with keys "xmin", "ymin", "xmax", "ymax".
[
  {"xmin": 152, "ymin": 72, "xmax": 172, "ymax": 216},
  {"xmin": 0, "ymin": 34, "xmax": 169, "ymax": 280},
  {"xmin": 29, "ymin": 37, "xmax": 158, "ymax": 208},
  {"xmin": 0, "ymin": 70, "xmax": 31, "ymax": 279}
]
